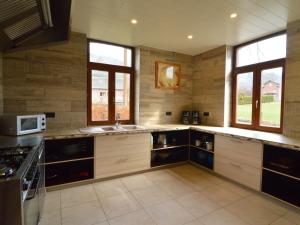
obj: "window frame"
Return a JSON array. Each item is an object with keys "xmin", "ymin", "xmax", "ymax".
[
  {"xmin": 231, "ymin": 31, "xmax": 286, "ymax": 133},
  {"xmin": 87, "ymin": 39, "xmax": 135, "ymax": 125}
]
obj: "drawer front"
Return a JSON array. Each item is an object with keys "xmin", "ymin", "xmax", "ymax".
[
  {"xmin": 95, "ymin": 133, "xmax": 150, "ymax": 149},
  {"xmin": 95, "ymin": 152, "xmax": 150, "ymax": 178},
  {"xmin": 215, "ymin": 156, "xmax": 261, "ymax": 190},
  {"xmin": 215, "ymin": 135, "xmax": 262, "ymax": 168}
]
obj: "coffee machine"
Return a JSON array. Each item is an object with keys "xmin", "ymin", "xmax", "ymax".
[
  {"xmin": 181, "ymin": 111, "xmax": 190, "ymax": 124},
  {"xmin": 191, "ymin": 111, "xmax": 200, "ymax": 125}
]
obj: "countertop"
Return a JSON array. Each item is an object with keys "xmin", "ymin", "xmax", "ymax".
[{"xmin": 40, "ymin": 124, "xmax": 300, "ymax": 151}]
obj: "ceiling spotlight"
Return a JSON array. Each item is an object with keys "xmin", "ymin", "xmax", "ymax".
[
  {"xmin": 230, "ymin": 13, "xmax": 238, "ymax": 18},
  {"xmin": 187, "ymin": 35, "xmax": 193, "ymax": 39},
  {"xmin": 131, "ymin": 19, "xmax": 138, "ymax": 24}
]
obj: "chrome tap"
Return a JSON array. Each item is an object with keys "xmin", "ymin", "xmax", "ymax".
[{"xmin": 115, "ymin": 113, "xmax": 121, "ymax": 129}]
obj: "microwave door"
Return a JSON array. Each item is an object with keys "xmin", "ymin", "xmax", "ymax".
[{"xmin": 17, "ymin": 116, "xmax": 40, "ymax": 135}]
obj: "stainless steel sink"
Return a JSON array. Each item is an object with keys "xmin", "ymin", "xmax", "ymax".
[
  {"xmin": 122, "ymin": 125, "xmax": 144, "ymax": 130},
  {"xmin": 79, "ymin": 125, "xmax": 144, "ymax": 133}
]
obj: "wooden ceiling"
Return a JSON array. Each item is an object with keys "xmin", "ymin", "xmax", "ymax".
[{"xmin": 71, "ymin": 0, "xmax": 300, "ymax": 55}]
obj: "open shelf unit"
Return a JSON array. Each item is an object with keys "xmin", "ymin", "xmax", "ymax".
[
  {"xmin": 151, "ymin": 130, "xmax": 189, "ymax": 167},
  {"xmin": 262, "ymin": 144, "xmax": 300, "ymax": 207}
]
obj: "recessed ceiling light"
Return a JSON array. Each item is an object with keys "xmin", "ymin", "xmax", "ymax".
[
  {"xmin": 187, "ymin": 35, "xmax": 193, "ymax": 39},
  {"xmin": 131, "ymin": 19, "xmax": 138, "ymax": 24},
  {"xmin": 230, "ymin": 13, "xmax": 238, "ymax": 18}
]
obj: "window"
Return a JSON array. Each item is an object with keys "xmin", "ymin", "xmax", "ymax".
[
  {"xmin": 87, "ymin": 40, "xmax": 134, "ymax": 125},
  {"xmin": 232, "ymin": 32, "xmax": 286, "ymax": 133}
]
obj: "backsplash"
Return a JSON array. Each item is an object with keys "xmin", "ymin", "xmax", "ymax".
[{"xmin": 2, "ymin": 32, "xmax": 87, "ymax": 129}]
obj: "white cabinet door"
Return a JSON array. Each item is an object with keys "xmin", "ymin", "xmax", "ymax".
[
  {"xmin": 214, "ymin": 134, "xmax": 263, "ymax": 190},
  {"xmin": 94, "ymin": 133, "xmax": 151, "ymax": 179}
]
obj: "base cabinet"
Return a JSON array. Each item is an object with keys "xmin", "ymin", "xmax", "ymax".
[
  {"xmin": 214, "ymin": 135, "xmax": 263, "ymax": 190},
  {"xmin": 95, "ymin": 133, "xmax": 151, "ymax": 179}
]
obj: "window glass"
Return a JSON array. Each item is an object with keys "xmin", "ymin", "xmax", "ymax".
[
  {"xmin": 236, "ymin": 34, "xmax": 286, "ymax": 67},
  {"xmin": 89, "ymin": 42, "xmax": 132, "ymax": 67},
  {"xmin": 236, "ymin": 72, "xmax": 254, "ymax": 125},
  {"xmin": 91, "ymin": 70, "xmax": 109, "ymax": 121},
  {"xmin": 115, "ymin": 73, "xmax": 130, "ymax": 120},
  {"xmin": 260, "ymin": 67, "xmax": 283, "ymax": 128}
]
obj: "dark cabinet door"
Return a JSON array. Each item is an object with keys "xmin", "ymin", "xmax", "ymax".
[
  {"xmin": 151, "ymin": 147, "xmax": 189, "ymax": 167},
  {"xmin": 262, "ymin": 169, "xmax": 300, "ymax": 207},
  {"xmin": 45, "ymin": 159, "xmax": 94, "ymax": 187},
  {"xmin": 190, "ymin": 147, "xmax": 214, "ymax": 170},
  {"xmin": 45, "ymin": 137, "xmax": 94, "ymax": 163}
]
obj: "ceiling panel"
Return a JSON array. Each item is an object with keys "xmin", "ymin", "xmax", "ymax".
[{"xmin": 71, "ymin": 0, "xmax": 300, "ymax": 55}]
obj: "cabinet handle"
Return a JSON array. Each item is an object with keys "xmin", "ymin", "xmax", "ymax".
[
  {"xmin": 230, "ymin": 162, "xmax": 242, "ymax": 169},
  {"xmin": 230, "ymin": 138, "xmax": 243, "ymax": 144}
]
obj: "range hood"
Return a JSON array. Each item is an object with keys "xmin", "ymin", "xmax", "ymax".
[{"xmin": 0, "ymin": 0, "xmax": 71, "ymax": 52}]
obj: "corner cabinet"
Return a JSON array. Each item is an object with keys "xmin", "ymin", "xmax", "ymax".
[
  {"xmin": 214, "ymin": 135, "xmax": 263, "ymax": 191},
  {"xmin": 94, "ymin": 133, "xmax": 151, "ymax": 179}
]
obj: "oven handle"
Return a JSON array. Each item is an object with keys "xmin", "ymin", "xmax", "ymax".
[{"xmin": 26, "ymin": 171, "xmax": 40, "ymax": 201}]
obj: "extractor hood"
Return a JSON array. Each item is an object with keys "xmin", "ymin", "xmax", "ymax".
[{"xmin": 0, "ymin": 0, "xmax": 71, "ymax": 52}]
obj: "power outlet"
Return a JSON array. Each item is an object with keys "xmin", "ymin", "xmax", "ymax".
[
  {"xmin": 166, "ymin": 112, "xmax": 172, "ymax": 116},
  {"xmin": 203, "ymin": 112, "xmax": 210, "ymax": 117}
]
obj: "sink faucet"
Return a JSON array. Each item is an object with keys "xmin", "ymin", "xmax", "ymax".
[{"xmin": 115, "ymin": 113, "xmax": 121, "ymax": 129}]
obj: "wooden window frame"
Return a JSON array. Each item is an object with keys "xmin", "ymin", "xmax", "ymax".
[
  {"xmin": 231, "ymin": 31, "xmax": 286, "ymax": 133},
  {"xmin": 87, "ymin": 39, "xmax": 135, "ymax": 125}
]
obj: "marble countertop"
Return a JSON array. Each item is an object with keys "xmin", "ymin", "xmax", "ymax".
[{"xmin": 29, "ymin": 124, "xmax": 300, "ymax": 151}]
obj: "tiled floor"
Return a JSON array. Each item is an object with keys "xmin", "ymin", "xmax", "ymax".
[{"xmin": 40, "ymin": 164, "xmax": 300, "ymax": 225}]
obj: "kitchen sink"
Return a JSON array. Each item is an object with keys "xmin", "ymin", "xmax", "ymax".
[
  {"xmin": 79, "ymin": 125, "xmax": 144, "ymax": 133},
  {"xmin": 121, "ymin": 125, "xmax": 145, "ymax": 130}
]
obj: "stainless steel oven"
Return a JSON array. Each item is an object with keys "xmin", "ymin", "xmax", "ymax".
[{"xmin": 23, "ymin": 142, "xmax": 45, "ymax": 225}]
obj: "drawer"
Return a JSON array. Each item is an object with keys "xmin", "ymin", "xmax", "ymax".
[
  {"xmin": 95, "ymin": 133, "xmax": 150, "ymax": 149},
  {"xmin": 95, "ymin": 143, "xmax": 150, "ymax": 158},
  {"xmin": 215, "ymin": 135, "xmax": 262, "ymax": 169},
  {"xmin": 95, "ymin": 152, "xmax": 150, "ymax": 178},
  {"xmin": 214, "ymin": 156, "xmax": 261, "ymax": 190}
]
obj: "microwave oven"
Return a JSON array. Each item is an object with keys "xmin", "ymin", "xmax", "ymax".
[{"xmin": 0, "ymin": 114, "xmax": 46, "ymax": 136}]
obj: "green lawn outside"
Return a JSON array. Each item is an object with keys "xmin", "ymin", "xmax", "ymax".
[{"xmin": 237, "ymin": 102, "xmax": 281, "ymax": 126}]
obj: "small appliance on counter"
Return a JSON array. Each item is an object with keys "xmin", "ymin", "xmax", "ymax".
[
  {"xmin": 0, "ymin": 114, "xmax": 46, "ymax": 136},
  {"xmin": 181, "ymin": 111, "xmax": 191, "ymax": 124},
  {"xmin": 191, "ymin": 111, "xmax": 200, "ymax": 125}
]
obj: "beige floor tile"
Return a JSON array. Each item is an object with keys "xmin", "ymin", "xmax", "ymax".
[
  {"xmin": 109, "ymin": 209, "xmax": 157, "ymax": 225},
  {"xmin": 40, "ymin": 210, "xmax": 61, "ymax": 225},
  {"xmin": 43, "ymin": 190, "xmax": 61, "ymax": 213},
  {"xmin": 199, "ymin": 208, "xmax": 249, "ymax": 225},
  {"xmin": 282, "ymin": 210, "xmax": 300, "ymax": 225},
  {"xmin": 145, "ymin": 169, "xmax": 180, "ymax": 184},
  {"xmin": 93, "ymin": 179, "xmax": 128, "ymax": 198},
  {"xmin": 157, "ymin": 178, "xmax": 195, "ymax": 198},
  {"xmin": 61, "ymin": 201, "xmax": 106, "ymax": 225},
  {"xmin": 121, "ymin": 174, "xmax": 154, "ymax": 191},
  {"xmin": 271, "ymin": 217, "xmax": 296, "ymax": 225},
  {"xmin": 176, "ymin": 192, "xmax": 221, "ymax": 218},
  {"xmin": 226, "ymin": 195, "xmax": 283, "ymax": 225},
  {"xmin": 218, "ymin": 180, "xmax": 253, "ymax": 198},
  {"xmin": 145, "ymin": 200, "xmax": 195, "ymax": 225},
  {"xmin": 202, "ymin": 184, "xmax": 244, "ymax": 207},
  {"xmin": 184, "ymin": 220, "xmax": 205, "ymax": 225},
  {"xmin": 93, "ymin": 222, "xmax": 110, "ymax": 225},
  {"xmin": 100, "ymin": 192, "xmax": 141, "ymax": 219},
  {"xmin": 61, "ymin": 185, "xmax": 98, "ymax": 208},
  {"xmin": 201, "ymin": 172, "xmax": 225, "ymax": 185},
  {"xmin": 131, "ymin": 185, "xmax": 172, "ymax": 207}
]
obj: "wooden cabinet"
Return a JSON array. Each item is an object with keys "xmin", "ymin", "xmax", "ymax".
[
  {"xmin": 94, "ymin": 133, "xmax": 151, "ymax": 179},
  {"xmin": 214, "ymin": 135, "xmax": 263, "ymax": 190}
]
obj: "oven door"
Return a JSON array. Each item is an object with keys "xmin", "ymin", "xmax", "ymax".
[
  {"xmin": 17, "ymin": 115, "xmax": 41, "ymax": 135},
  {"xmin": 23, "ymin": 170, "xmax": 40, "ymax": 225}
]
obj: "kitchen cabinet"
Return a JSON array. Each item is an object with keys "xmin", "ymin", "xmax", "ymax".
[
  {"xmin": 262, "ymin": 145, "xmax": 300, "ymax": 207},
  {"xmin": 151, "ymin": 130, "xmax": 189, "ymax": 167},
  {"xmin": 189, "ymin": 130, "xmax": 214, "ymax": 170},
  {"xmin": 214, "ymin": 135, "xmax": 263, "ymax": 190},
  {"xmin": 94, "ymin": 133, "xmax": 151, "ymax": 178},
  {"xmin": 44, "ymin": 137, "xmax": 94, "ymax": 187}
]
